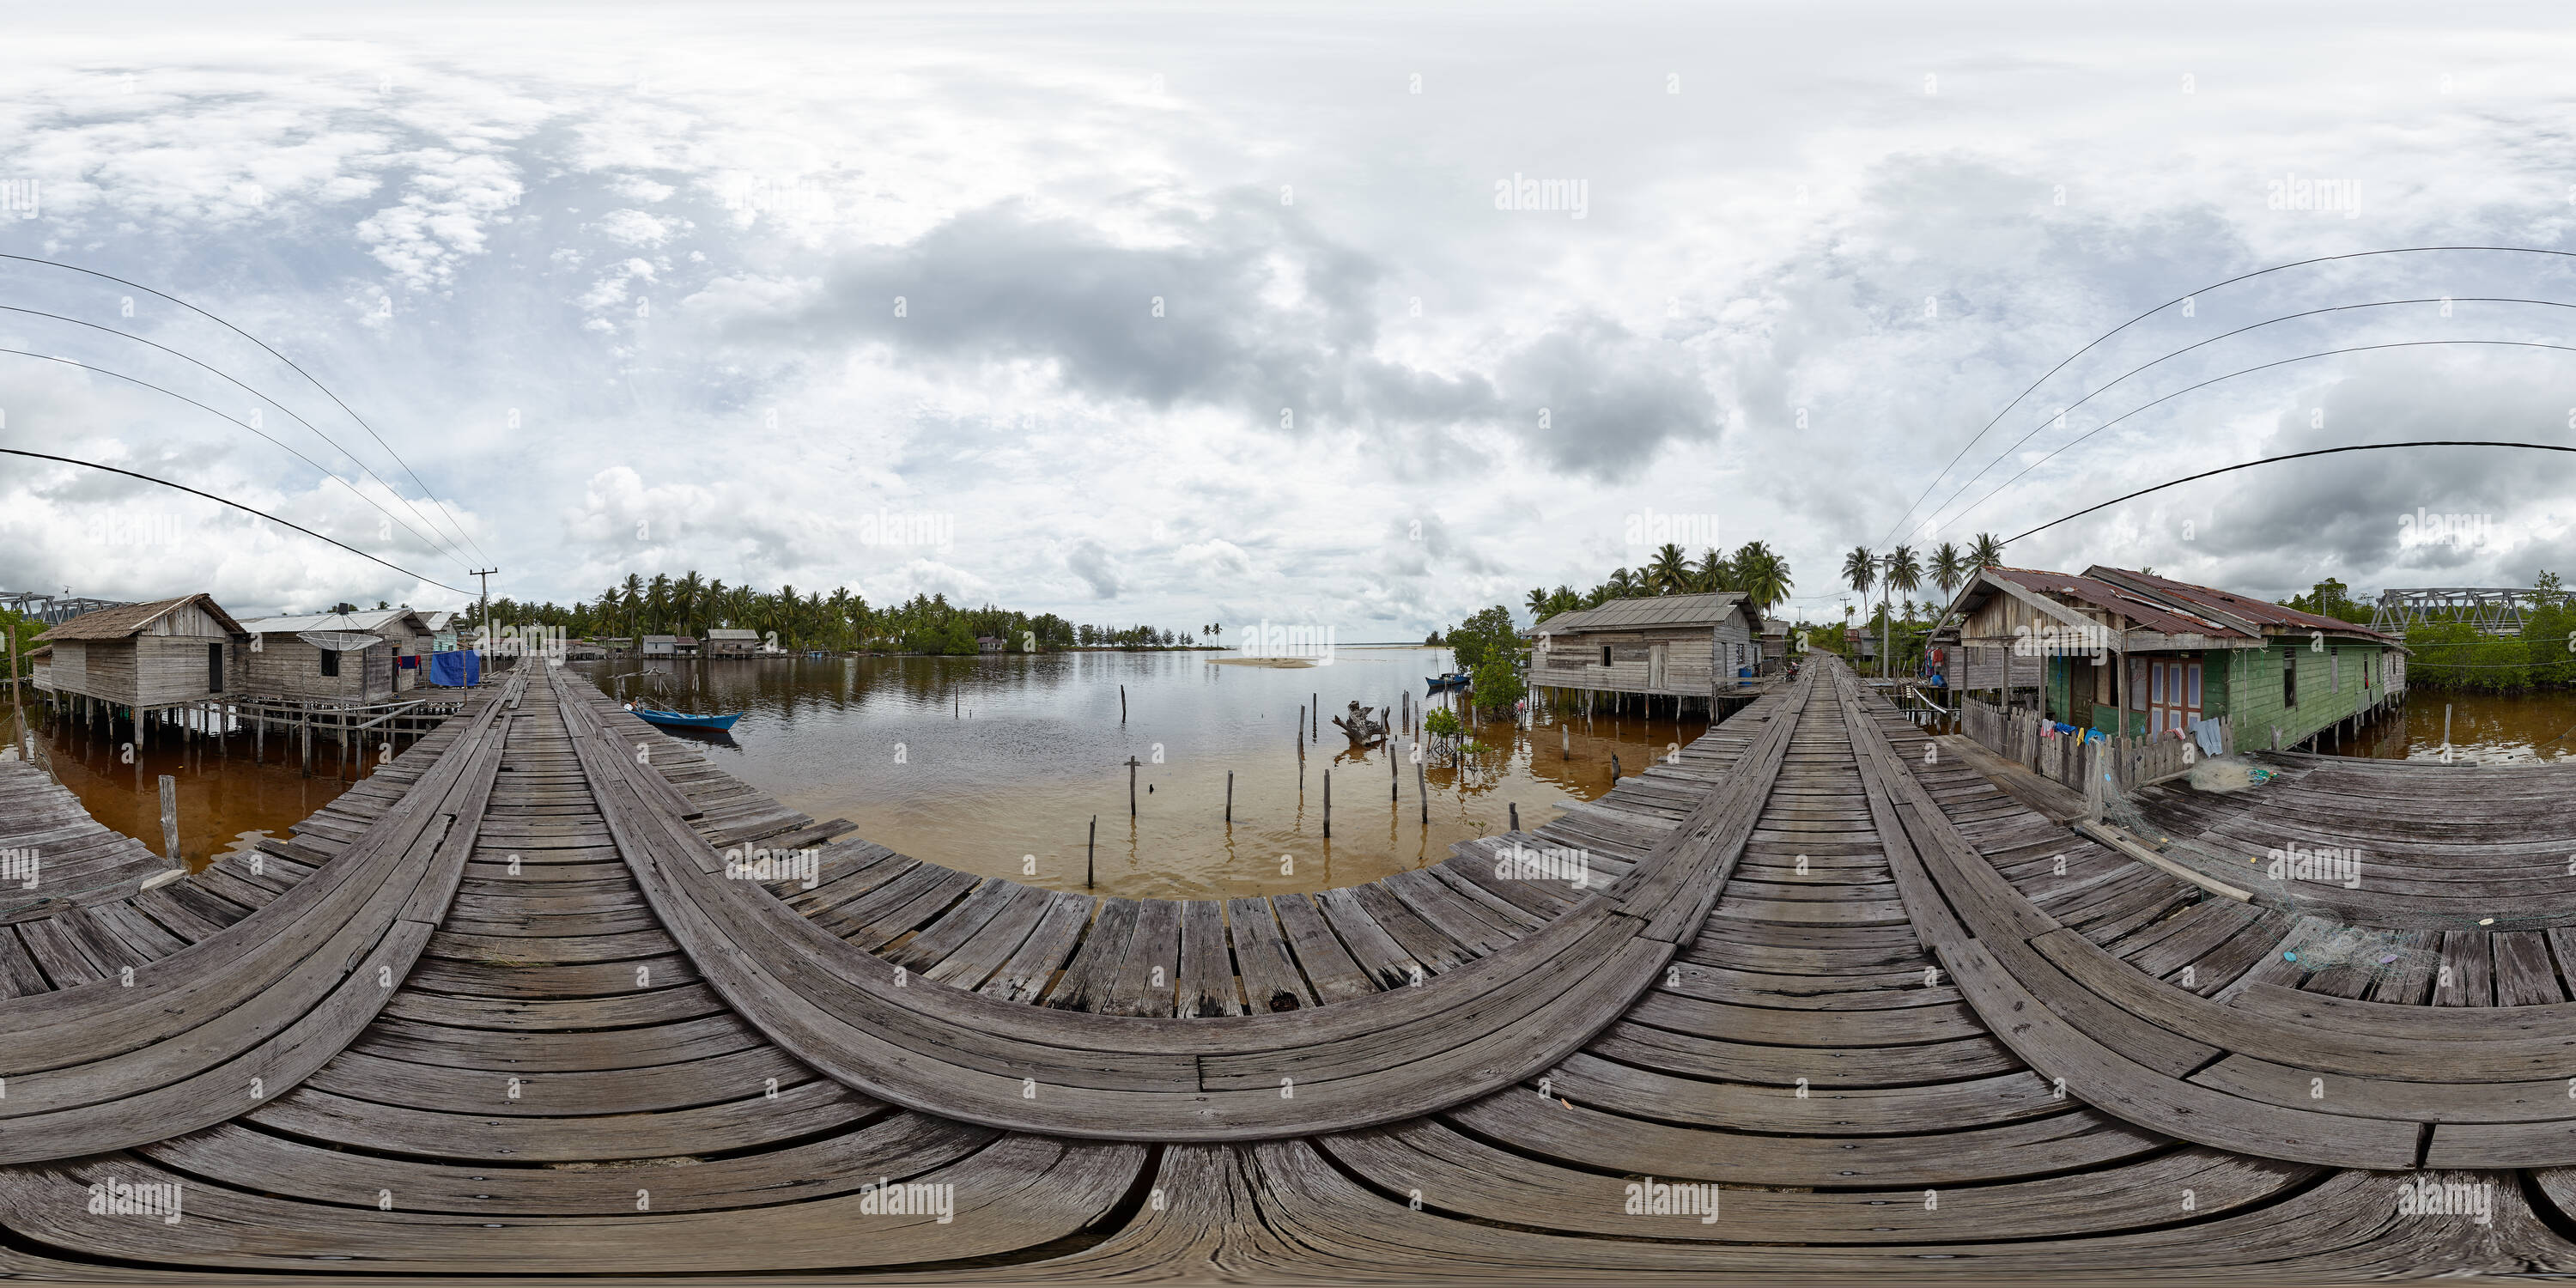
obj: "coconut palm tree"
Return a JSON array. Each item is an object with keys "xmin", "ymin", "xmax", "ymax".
[
  {"xmin": 1605, "ymin": 567, "xmax": 1641, "ymax": 598},
  {"xmin": 1525, "ymin": 587, "xmax": 1552, "ymax": 619},
  {"xmin": 1930, "ymin": 543, "xmax": 1965, "ymax": 596},
  {"xmin": 1648, "ymin": 543, "xmax": 1692, "ymax": 595},
  {"xmin": 1692, "ymin": 547, "xmax": 1729, "ymax": 594},
  {"xmin": 1841, "ymin": 546, "xmax": 1876, "ymax": 600},
  {"xmin": 1969, "ymin": 532, "xmax": 2006, "ymax": 570},
  {"xmin": 619, "ymin": 573, "xmax": 646, "ymax": 640},
  {"xmin": 1729, "ymin": 541, "xmax": 1792, "ymax": 614},
  {"xmin": 676, "ymin": 570, "xmax": 705, "ymax": 638}
]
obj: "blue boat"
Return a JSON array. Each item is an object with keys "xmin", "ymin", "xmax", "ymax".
[
  {"xmin": 1425, "ymin": 672, "xmax": 1469, "ymax": 691},
  {"xmin": 625, "ymin": 702, "xmax": 744, "ymax": 732}
]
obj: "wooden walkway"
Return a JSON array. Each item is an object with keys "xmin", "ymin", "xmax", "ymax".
[{"xmin": 2, "ymin": 657, "xmax": 2572, "ymax": 1279}]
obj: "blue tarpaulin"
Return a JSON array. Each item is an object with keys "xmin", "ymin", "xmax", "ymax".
[{"xmin": 427, "ymin": 651, "xmax": 482, "ymax": 687}]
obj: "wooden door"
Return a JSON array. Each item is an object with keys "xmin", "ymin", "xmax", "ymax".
[
  {"xmin": 2147, "ymin": 658, "xmax": 2202, "ymax": 733},
  {"xmin": 207, "ymin": 642, "xmax": 223, "ymax": 695},
  {"xmin": 1649, "ymin": 643, "xmax": 1668, "ymax": 691}
]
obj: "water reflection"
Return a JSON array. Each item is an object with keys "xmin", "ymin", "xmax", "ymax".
[{"xmin": 575, "ymin": 646, "xmax": 1711, "ymax": 899}]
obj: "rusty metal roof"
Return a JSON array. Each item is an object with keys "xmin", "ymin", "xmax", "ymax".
[{"xmin": 1976, "ymin": 566, "xmax": 2391, "ymax": 642}]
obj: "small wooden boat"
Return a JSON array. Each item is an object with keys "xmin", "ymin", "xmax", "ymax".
[
  {"xmin": 1425, "ymin": 673, "xmax": 1469, "ymax": 691},
  {"xmin": 624, "ymin": 702, "xmax": 744, "ymax": 731}
]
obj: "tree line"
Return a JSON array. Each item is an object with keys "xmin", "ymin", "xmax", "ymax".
[{"xmin": 469, "ymin": 572, "xmax": 1196, "ymax": 655}]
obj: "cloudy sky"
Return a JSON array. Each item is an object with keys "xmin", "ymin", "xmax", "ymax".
[{"xmin": 4, "ymin": 1, "xmax": 2574, "ymax": 631}]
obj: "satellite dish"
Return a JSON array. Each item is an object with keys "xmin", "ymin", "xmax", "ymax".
[{"xmin": 298, "ymin": 630, "xmax": 381, "ymax": 653}]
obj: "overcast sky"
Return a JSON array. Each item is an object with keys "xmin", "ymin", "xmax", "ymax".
[{"xmin": 4, "ymin": 1, "xmax": 2574, "ymax": 630}]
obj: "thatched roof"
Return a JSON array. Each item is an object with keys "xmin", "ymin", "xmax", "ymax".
[{"xmin": 35, "ymin": 594, "xmax": 245, "ymax": 642}]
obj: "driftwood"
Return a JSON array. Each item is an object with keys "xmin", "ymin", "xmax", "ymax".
[{"xmin": 1332, "ymin": 701, "xmax": 1389, "ymax": 744}]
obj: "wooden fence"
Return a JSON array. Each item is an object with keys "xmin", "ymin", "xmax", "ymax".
[{"xmin": 1956, "ymin": 695, "xmax": 2226, "ymax": 798}]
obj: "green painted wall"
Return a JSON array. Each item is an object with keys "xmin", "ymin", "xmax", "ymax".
[{"xmin": 2217, "ymin": 640, "xmax": 2393, "ymax": 750}]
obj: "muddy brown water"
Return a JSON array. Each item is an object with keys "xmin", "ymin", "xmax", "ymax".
[
  {"xmin": 2341, "ymin": 689, "xmax": 2576, "ymax": 764},
  {"xmin": 16, "ymin": 647, "xmax": 1718, "ymax": 899}
]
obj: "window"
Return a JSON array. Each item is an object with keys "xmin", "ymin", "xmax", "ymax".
[
  {"xmin": 2129, "ymin": 658, "xmax": 2147, "ymax": 710},
  {"xmin": 1601, "ymin": 646, "xmax": 1613, "ymax": 666},
  {"xmin": 2282, "ymin": 651, "xmax": 2296, "ymax": 709},
  {"xmin": 208, "ymin": 642, "xmax": 224, "ymax": 694},
  {"xmin": 2330, "ymin": 648, "xmax": 2341, "ymax": 692},
  {"xmin": 321, "ymin": 648, "xmax": 340, "ymax": 677}
]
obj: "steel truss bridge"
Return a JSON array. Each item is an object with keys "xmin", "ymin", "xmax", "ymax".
[
  {"xmin": 2369, "ymin": 586, "xmax": 2561, "ymax": 637},
  {"xmin": 0, "ymin": 591, "xmax": 131, "ymax": 626}
]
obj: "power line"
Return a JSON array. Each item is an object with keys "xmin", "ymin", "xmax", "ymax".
[
  {"xmin": 0, "ymin": 447, "xmax": 477, "ymax": 596},
  {"xmin": 1919, "ymin": 296, "xmax": 2576, "ymax": 539},
  {"xmin": 0, "ymin": 347, "xmax": 468, "ymax": 566},
  {"xmin": 0, "ymin": 252, "xmax": 493, "ymax": 567},
  {"xmin": 0, "ymin": 301, "xmax": 476, "ymax": 573},
  {"xmin": 1947, "ymin": 339, "xmax": 2576, "ymax": 534},
  {"xmin": 1878, "ymin": 246, "xmax": 2576, "ymax": 549},
  {"xmin": 2001, "ymin": 441, "xmax": 2576, "ymax": 547}
]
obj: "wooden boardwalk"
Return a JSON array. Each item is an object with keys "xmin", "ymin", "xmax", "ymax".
[{"xmin": 2, "ymin": 657, "xmax": 2572, "ymax": 1279}]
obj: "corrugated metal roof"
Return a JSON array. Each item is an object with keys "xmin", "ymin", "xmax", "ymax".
[
  {"xmin": 1534, "ymin": 592, "xmax": 1755, "ymax": 634},
  {"xmin": 1979, "ymin": 566, "xmax": 2391, "ymax": 642},
  {"xmin": 705, "ymin": 629, "xmax": 759, "ymax": 640},
  {"xmin": 2089, "ymin": 565, "xmax": 2391, "ymax": 641},
  {"xmin": 35, "ymin": 594, "xmax": 245, "ymax": 641},
  {"xmin": 238, "ymin": 610, "xmax": 427, "ymax": 635}
]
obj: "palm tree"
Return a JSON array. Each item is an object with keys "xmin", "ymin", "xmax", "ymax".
[
  {"xmin": 676, "ymin": 570, "xmax": 706, "ymax": 638},
  {"xmin": 1841, "ymin": 547, "xmax": 1876, "ymax": 600},
  {"xmin": 619, "ymin": 573, "xmax": 646, "ymax": 641},
  {"xmin": 1882, "ymin": 546, "xmax": 1922, "ymax": 678},
  {"xmin": 1525, "ymin": 587, "xmax": 1552, "ymax": 619},
  {"xmin": 1969, "ymin": 532, "xmax": 2006, "ymax": 570},
  {"xmin": 1930, "ymin": 542, "xmax": 1967, "ymax": 614},
  {"xmin": 1735, "ymin": 544, "xmax": 1794, "ymax": 614},
  {"xmin": 1693, "ymin": 547, "xmax": 1730, "ymax": 594},
  {"xmin": 1605, "ymin": 568, "xmax": 1641, "ymax": 598},
  {"xmin": 1648, "ymin": 543, "xmax": 1692, "ymax": 595}
]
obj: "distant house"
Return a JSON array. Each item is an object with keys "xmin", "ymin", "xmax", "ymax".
[
  {"xmin": 1528, "ymin": 592, "xmax": 1767, "ymax": 708},
  {"xmin": 598, "ymin": 636, "xmax": 635, "ymax": 658},
  {"xmin": 1759, "ymin": 617, "xmax": 1791, "ymax": 671},
  {"xmin": 35, "ymin": 594, "xmax": 246, "ymax": 712},
  {"xmin": 1944, "ymin": 564, "xmax": 2406, "ymax": 749},
  {"xmin": 421, "ymin": 611, "xmax": 462, "ymax": 652},
  {"xmin": 25, "ymin": 644, "xmax": 52, "ymax": 694},
  {"xmin": 976, "ymin": 635, "xmax": 1005, "ymax": 653},
  {"xmin": 641, "ymin": 635, "xmax": 678, "ymax": 658},
  {"xmin": 562, "ymin": 640, "xmax": 607, "ymax": 661},
  {"xmin": 704, "ymin": 629, "xmax": 760, "ymax": 657},
  {"xmin": 673, "ymin": 635, "xmax": 700, "ymax": 658},
  {"xmin": 1844, "ymin": 629, "xmax": 1878, "ymax": 661},
  {"xmin": 235, "ymin": 609, "xmax": 434, "ymax": 704}
]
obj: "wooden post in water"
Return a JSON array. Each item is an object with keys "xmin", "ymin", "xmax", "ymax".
[
  {"xmin": 158, "ymin": 775, "xmax": 179, "ymax": 864},
  {"xmin": 1087, "ymin": 815, "xmax": 1097, "ymax": 888},
  {"xmin": 1127, "ymin": 756, "xmax": 1141, "ymax": 817},
  {"xmin": 1417, "ymin": 757, "xmax": 1427, "ymax": 824},
  {"xmin": 1322, "ymin": 769, "xmax": 1330, "ymax": 838},
  {"xmin": 2444, "ymin": 703, "xmax": 2452, "ymax": 752},
  {"xmin": 1509, "ymin": 802, "xmax": 1519, "ymax": 834},
  {"xmin": 1391, "ymin": 744, "xmax": 1398, "ymax": 799},
  {"xmin": 1311, "ymin": 693, "xmax": 1317, "ymax": 738},
  {"xmin": 1120, "ymin": 684, "xmax": 1127, "ymax": 723},
  {"xmin": 1611, "ymin": 753, "xmax": 1622, "ymax": 787},
  {"xmin": 1561, "ymin": 723, "xmax": 1570, "ymax": 761},
  {"xmin": 1225, "ymin": 770, "xmax": 1233, "ymax": 822}
]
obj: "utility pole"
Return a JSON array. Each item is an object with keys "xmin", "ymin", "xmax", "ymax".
[{"xmin": 470, "ymin": 568, "xmax": 499, "ymax": 664}]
